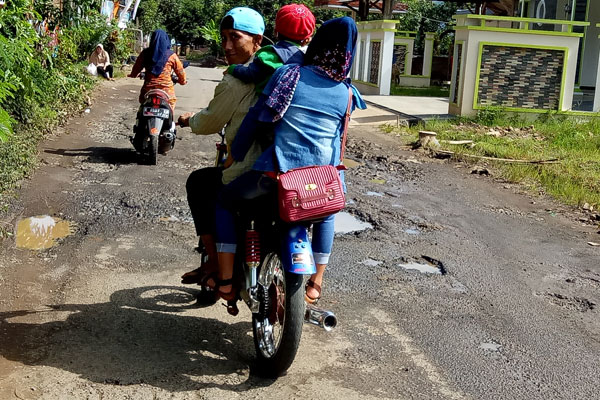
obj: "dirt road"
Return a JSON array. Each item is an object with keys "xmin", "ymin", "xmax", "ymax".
[{"xmin": 0, "ymin": 67, "xmax": 599, "ymax": 400}]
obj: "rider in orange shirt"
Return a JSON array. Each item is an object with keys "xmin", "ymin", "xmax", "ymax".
[{"xmin": 128, "ymin": 29, "xmax": 187, "ymax": 110}]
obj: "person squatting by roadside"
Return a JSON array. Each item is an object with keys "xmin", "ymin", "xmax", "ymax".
[
  {"xmin": 89, "ymin": 44, "xmax": 114, "ymax": 81},
  {"xmin": 211, "ymin": 17, "xmax": 366, "ymax": 305}
]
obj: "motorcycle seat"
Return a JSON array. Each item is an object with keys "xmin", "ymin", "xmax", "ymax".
[{"xmin": 144, "ymin": 89, "xmax": 171, "ymax": 101}]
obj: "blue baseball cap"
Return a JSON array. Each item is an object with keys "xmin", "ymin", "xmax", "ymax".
[{"xmin": 222, "ymin": 7, "xmax": 265, "ymax": 35}]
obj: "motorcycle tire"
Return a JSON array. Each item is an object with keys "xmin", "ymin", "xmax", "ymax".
[
  {"xmin": 148, "ymin": 135, "xmax": 158, "ymax": 165},
  {"xmin": 252, "ymin": 252, "xmax": 304, "ymax": 377}
]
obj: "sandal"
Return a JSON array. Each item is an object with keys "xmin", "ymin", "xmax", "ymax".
[
  {"xmin": 215, "ymin": 278, "xmax": 236, "ymax": 302},
  {"xmin": 181, "ymin": 267, "xmax": 204, "ymax": 284},
  {"xmin": 181, "ymin": 255, "xmax": 217, "ymax": 285},
  {"xmin": 305, "ymin": 279, "xmax": 322, "ymax": 304},
  {"xmin": 181, "ymin": 267, "xmax": 218, "ymax": 285}
]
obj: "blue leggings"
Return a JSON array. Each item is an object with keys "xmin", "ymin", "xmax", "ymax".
[{"xmin": 215, "ymin": 170, "xmax": 336, "ymax": 265}]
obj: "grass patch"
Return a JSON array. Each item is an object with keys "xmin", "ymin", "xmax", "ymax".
[
  {"xmin": 390, "ymin": 85, "xmax": 449, "ymax": 97},
  {"xmin": 389, "ymin": 109, "xmax": 600, "ymax": 208},
  {"xmin": 0, "ymin": 127, "xmax": 43, "ymax": 210}
]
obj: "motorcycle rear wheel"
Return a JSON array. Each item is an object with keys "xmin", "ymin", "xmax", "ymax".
[
  {"xmin": 148, "ymin": 135, "xmax": 158, "ymax": 165},
  {"xmin": 252, "ymin": 252, "xmax": 304, "ymax": 377}
]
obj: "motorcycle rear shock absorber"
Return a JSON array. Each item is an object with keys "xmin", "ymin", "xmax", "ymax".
[
  {"xmin": 245, "ymin": 221, "xmax": 261, "ymax": 290},
  {"xmin": 245, "ymin": 221, "xmax": 261, "ymax": 268}
]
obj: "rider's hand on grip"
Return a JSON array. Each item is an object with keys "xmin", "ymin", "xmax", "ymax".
[{"xmin": 178, "ymin": 112, "xmax": 193, "ymax": 127}]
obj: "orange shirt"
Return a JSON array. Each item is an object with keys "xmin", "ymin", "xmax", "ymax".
[{"xmin": 131, "ymin": 52, "xmax": 186, "ymax": 108}]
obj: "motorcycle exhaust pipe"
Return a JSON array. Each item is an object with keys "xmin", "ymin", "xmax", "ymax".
[{"xmin": 304, "ymin": 304, "xmax": 337, "ymax": 332}]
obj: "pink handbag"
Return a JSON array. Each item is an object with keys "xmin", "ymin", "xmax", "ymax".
[{"xmin": 277, "ymin": 87, "xmax": 353, "ymax": 223}]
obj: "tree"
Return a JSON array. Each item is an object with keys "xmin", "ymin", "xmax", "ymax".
[
  {"xmin": 136, "ymin": 0, "xmax": 164, "ymax": 35},
  {"xmin": 396, "ymin": 0, "xmax": 458, "ymax": 55},
  {"xmin": 136, "ymin": 0, "xmax": 344, "ymax": 47}
]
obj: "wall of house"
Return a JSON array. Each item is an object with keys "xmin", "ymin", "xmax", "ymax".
[
  {"xmin": 580, "ymin": 3, "xmax": 599, "ymax": 87},
  {"xmin": 479, "ymin": 45, "xmax": 564, "ymax": 109},
  {"xmin": 353, "ymin": 20, "xmax": 397, "ymax": 95},
  {"xmin": 449, "ymin": 16, "xmax": 582, "ymax": 116}
]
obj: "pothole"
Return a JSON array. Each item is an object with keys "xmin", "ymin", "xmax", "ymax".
[
  {"xmin": 480, "ymin": 341, "xmax": 502, "ymax": 352},
  {"xmin": 398, "ymin": 256, "xmax": 446, "ymax": 275},
  {"xmin": 539, "ymin": 292, "xmax": 596, "ymax": 312},
  {"xmin": 334, "ymin": 211, "xmax": 372, "ymax": 234},
  {"xmin": 360, "ymin": 258, "xmax": 383, "ymax": 267},
  {"xmin": 15, "ymin": 215, "xmax": 76, "ymax": 250}
]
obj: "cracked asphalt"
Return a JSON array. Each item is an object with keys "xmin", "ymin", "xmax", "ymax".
[{"xmin": 0, "ymin": 67, "xmax": 599, "ymax": 400}]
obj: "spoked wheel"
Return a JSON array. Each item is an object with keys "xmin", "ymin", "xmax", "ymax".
[
  {"xmin": 147, "ymin": 135, "xmax": 158, "ymax": 165},
  {"xmin": 252, "ymin": 252, "xmax": 304, "ymax": 377}
]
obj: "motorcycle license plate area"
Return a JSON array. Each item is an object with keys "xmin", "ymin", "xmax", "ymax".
[{"xmin": 143, "ymin": 107, "xmax": 169, "ymax": 119}]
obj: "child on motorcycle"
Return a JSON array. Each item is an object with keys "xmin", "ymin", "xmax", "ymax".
[
  {"xmin": 225, "ymin": 4, "xmax": 315, "ymax": 94},
  {"xmin": 128, "ymin": 29, "xmax": 187, "ymax": 111}
]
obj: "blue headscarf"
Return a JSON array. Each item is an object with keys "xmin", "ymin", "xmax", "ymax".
[
  {"xmin": 305, "ymin": 16, "xmax": 357, "ymax": 81},
  {"xmin": 145, "ymin": 30, "xmax": 174, "ymax": 76},
  {"xmin": 265, "ymin": 17, "xmax": 358, "ymax": 121}
]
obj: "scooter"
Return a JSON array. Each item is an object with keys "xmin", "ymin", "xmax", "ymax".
[{"xmin": 130, "ymin": 61, "xmax": 189, "ymax": 165}]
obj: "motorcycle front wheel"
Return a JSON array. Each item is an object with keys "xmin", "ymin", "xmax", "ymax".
[{"xmin": 252, "ymin": 252, "xmax": 304, "ymax": 377}]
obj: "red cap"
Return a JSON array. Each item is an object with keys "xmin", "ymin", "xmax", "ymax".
[{"xmin": 275, "ymin": 4, "xmax": 316, "ymax": 42}]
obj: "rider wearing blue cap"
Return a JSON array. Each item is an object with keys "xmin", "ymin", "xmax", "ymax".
[
  {"xmin": 178, "ymin": 7, "xmax": 266, "ymax": 286},
  {"xmin": 223, "ymin": 7, "xmax": 265, "ymax": 35}
]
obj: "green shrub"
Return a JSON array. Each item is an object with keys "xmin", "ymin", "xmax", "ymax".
[
  {"xmin": 199, "ymin": 19, "xmax": 222, "ymax": 57},
  {"xmin": 0, "ymin": 0, "xmax": 132, "ymax": 204}
]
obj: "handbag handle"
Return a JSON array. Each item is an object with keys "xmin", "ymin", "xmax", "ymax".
[{"xmin": 339, "ymin": 86, "xmax": 353, "ymax": 163}]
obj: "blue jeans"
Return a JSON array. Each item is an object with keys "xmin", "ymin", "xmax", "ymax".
[{"xmin": 215, "ymin": 170, "xmax": 336, "ymax": 264}]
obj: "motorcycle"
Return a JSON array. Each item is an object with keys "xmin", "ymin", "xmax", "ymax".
[
  {"xmin": 198, "ymin": 133, "xmax": 338, "ymax": 377},
  {"xmin": 130, "ymin": 61, "xmax": 189, "ymax": 165}
]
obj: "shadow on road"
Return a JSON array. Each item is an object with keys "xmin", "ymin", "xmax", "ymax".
[
  {"xmin": 44, "ymin": 147, "xmax": 139, "ymax": 165},
  {"xmin": 0, "ymin": 286, "xmax": 276, "ymax": 392}
]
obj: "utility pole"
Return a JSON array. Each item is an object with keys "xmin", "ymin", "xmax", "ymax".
[
  {"xmin": 382, "ymin": 0, "xmax": 396, "ymax": 19},
  {"xmin": 358, "ymin": 0, "xmax": 370, "ymax": 21},
  {"xmin": 357, "ymin": 0, "xmax": 397, "ymax": 21},
  {"xmin": 132, "ymin": 0, "xmax": 142, "ymax": 20}
]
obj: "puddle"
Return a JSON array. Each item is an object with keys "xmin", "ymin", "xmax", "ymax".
[
  {"xmin": 334, "ymin": 212, "xmax": 372, "ymax": 234},
  {"xmin": 360, "ymin": 258, "xmax": 382, "ymax": 267},
  {"xmin": 404, "ymin": 228, "xmax": 420, "ymax": 235},
  {"xmin": 480, "ymin": 342, "xmax": 502, "ymax": 352},
  {"xmin": 398, "ymin": 256, "xmax": 446, "ymax": 275},
  {"xmin": 399, "ymin": 262, "xmax": 442, "ymax": 274},
  {"xmin": 366, "ymin": 191, "xmax": 384, "ymax": 197},
  {"xmin": 15, "ymin": 215, "xmax": 75, "ymax": 250},
  {"xmin": 343, "ymin": 158, "xmax": 362, "ymax": 168},
  {"xmin": 159, "ymin": 215, "xmax": 180, "ymax": 222}
]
